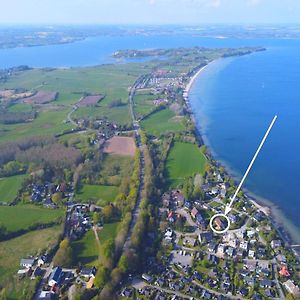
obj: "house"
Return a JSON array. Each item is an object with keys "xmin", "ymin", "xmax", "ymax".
[
  {"xmin": 80, "ymin": 267, "xmax": 96, "ymax": 278},
  {"xmin": 165, "ymin": 228, "xmax": 173, "ymax": 239},
  {"xmin": 247, "ymin": 230, "xmax": 256, "ymax": 238},
  {"xmin": 20, "ymin": 258, "xmax": 35, "ymax": 269},
  {"xmin": 276, "ymin": 254, "xmax": 287, "ymax": 263},
  {"xmin": 259, "ymin": 279, "xmax": 273, "ymax": 289},
  {"xmin": 279, "ymin": 265, "xmax": 290, "ymax": 277},
  {"xmin": 38, "ymin": 255, "xmax": 49, "ymax": 266},
  {"xmin": 142, "ymin": 273, "xmax": 153, "ymax": 283},
  {"xmin": 211, "ymin": 186, "xmax": 219, "ymax": 195},
  {"xmin": 264, "ymin": 289, "xmax": 275, "ymax": 298},
  {"xmin": 207, "ymin": 243, "xmax": 217, "ymax": 253},
  {"xmin": 228, "ymin": 214, "xmax": 238, "ymax": 224},
  {"xmin": 191, "ymin": 207, "xmax": 199, "ymax": 219},
  {"xmin": 217, "ymin": 244, "xmax": 225, "ymax": 255},
  {"xmin": 214, "ymin": 217, "xmax": 226, "ymax": 230},
  {"xmin": 283, "ymin": 280, "xmax": 300, "ymax": 295},
  {"xmin": 271, "ymin": 240, "xmax": 282, "ymax": 249},
  {"xmin": 236, "ymin": 249, "xmax": 244, "ymax": 258},
  {"xmin": 208, "ymin": 254, "xmax": 218, "ymax": 265},
  {"xmin": 244, "ymin": 260, "xmax": 256, "ymax": 272},
  {"xmin": 240, "ymin": 241, "xmax": 248, "ymax": 251},
  {"xmin": 199, "ymin": 232, "xmax": 213, "ymax": 243},
  {"xmin": 226, "ymin": 247, "xmax": 234, "ymax": 257},
  {"xmin": 121, "ymin": 288, "xmax": 132, "ymax": 298},
  {"xmin": 167, "ymin": 211, "xmax": 176, "ymax": 223},
  {"xmin": 228, "ymin": 239, "xmax": 238, "ymax": 248},
  {"xmin": 236, "ymin": 229, "xmax": 245, "ymax": 239},
  {"xmin": 86, "ymin": 277, "xmax": 95, "ymax": 289},
  {"xmin": 31, "ymin": 267, "xmax": 44, "ymax": 279},
  {"xmin": 183, "ymin": 237, "xmax": 196, "ymax": 247},
  {"xmin": 48, "ymin": 267, "xmax": 62, "ymax": 287},
  {"xmin": 196, "ymin": 212, "xmax": 206, "ymax": 228},
  {"xmin": 172, "ymin": 190, "xmax": 185, "ymax": 207},
  {"xmin": 202, "ymin": 290, "xmax": 212, "ymax": 299},
  {"xmin": 248, "ymin": 250, "xmax": 255, "ymax": 258},
  {"xmin": 239, "ymin": 288, "xmax": 248, "ymax": 297},
  {"xmin": 39, "ymin": 291, "xmax": 55, "ymax": 300},
  {"xmin": 162, "ymin": 193, "xmax": 171, "ymax": 207},
  {"xmin": 253, "ymin": 212, "xmax": 264, "ymax": 222},
  {"xmin": 244, "ymin": 276, "xmax": 255, "ymax": 286},
  {"xmin": 184, "ymin": 201, "xmax": 192, "ymax": 210},
  {"xmin": 220, "ymin": 188, "xmax": 227, "ymax": 198}
]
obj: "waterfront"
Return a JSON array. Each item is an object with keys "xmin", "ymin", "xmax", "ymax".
[{"xmin": 1, "ymin": 33, "xmax": 300, "ymax": 242}]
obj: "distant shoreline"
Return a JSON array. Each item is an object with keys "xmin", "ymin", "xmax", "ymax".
[{"xmin": 184, "ymin": 59, "xmax": 300, "ymax": 256}]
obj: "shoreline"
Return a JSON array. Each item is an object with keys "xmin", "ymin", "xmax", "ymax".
[{"xmin": 184, "ymin": 60, "xmax": 300, "ymax": 255}]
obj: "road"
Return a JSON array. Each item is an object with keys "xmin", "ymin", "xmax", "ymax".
[{"xmin": 67, "ymin": 105, "xmax": 78, "ymax": 126}]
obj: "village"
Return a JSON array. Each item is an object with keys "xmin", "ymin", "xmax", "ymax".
[{"xmin": 123, "ymin": 168, "xmax": 300, "ymax": 300}]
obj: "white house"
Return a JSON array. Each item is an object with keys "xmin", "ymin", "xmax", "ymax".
[
  {"xmin": 20, "ymin": 258, "xmax": 35, "ymax": 269},
  {"xmin": 240, "ymin": 241, "xmax": 248, "ymax": 251}
]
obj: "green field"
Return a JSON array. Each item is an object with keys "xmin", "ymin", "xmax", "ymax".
[
  {"xmin": 0, "ymin": 205, "xmax": 64, "ymax": 233},
  {"xmin": 133, "ymin": 92, "xmax": 157, "ymax": 118},
  {"xmin": 72, "ymin": 230, "xmax": 100, "ymax": 267},
  {"xmin": 141, "ymin": 108, "xmax": 185, "ymax": 135},
  {"xmin": 76, "ymin": 184, "xmax": 119, "ymax": 206},
  {"xmin": 0, "ymin": 225, "xmax": 61, "ymax": 287},
  {"xmin": 0, "ymin": 174, "xmax": 26, "ymax": 203},
  {"xmin": 166, "ymin": 142, "xmax": 207, "ymax": 187},
  {"xmin": 0, "ymin": 107, "xmax": 72, "ymax": 144},
  {"xmin": 7, "ymin": 103, "xmax": 33, "ymax": 113},
  {"xmin": 0, "ymin": 64, "xmax": 152, "ymax": 140}
]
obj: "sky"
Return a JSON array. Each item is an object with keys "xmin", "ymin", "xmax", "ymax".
[{"xmin": 1, "ymin": 0, "xmax": 300, "ymax": 25}]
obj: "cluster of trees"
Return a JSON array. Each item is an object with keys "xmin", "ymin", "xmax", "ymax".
[
  {"xmin": 16, "ymin": 143, "xmax": 82, "ymax": 170},
  {"xmin": 0, "ymin": 109, "xmax": 36, "ymax": 124},
  {"xmin": 92, "ymin": 150, "xmax": 142, "ymax": 299},
  {"xmin": 53, "ymin": 239, "xmax": 73, "ymax": 268},
  {"xmin": 108, "ymin": 99, "xmax": 123, "ymax": 108},
  {"xmin": 0, "ymin": 160, "xmax": 26, "ymax": 177},
  {"xmin": 0, "ymin": 136, "xmax": 55, "ymax": 165}
]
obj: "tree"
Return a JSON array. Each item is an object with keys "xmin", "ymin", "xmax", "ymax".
[
  {"xmin": 111, "ymin": 267, "xmax": 123, "ymax": 286},
  {"xmin": 102, "ymin": 204, "xmax": 116, "ymax": 223},
  {"xmin": 52, "ymin": 192, "xmax": 63, "ymax": 205},
  {"xmin": 99, "ymin": 283, "xmax": 115, "ymax": 300},
  {"xmin": 101, "ymin": 239, "xmax": 115, "ymax": 269},
  {"xmin": 94, "ymin": 266, "xmax": 110, "ymax": 289},
  {"xmin": 118, "ymin": 254, "xmax": 129, "ymax": 273},
  {"xmin": 53, "ymin": 239, "xmax": 73, "ymax": 267},
  {"xmin": 285, "ymin": 294, "xmax": 295, "ymax": 300},
  {"xmin": 93, "ymin": 212, "xmax": 101, "ymax": 225}
]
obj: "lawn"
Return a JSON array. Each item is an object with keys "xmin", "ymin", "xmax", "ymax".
[
  {"xmin": 98, "ymin": 222, "xmax": 119, "ymax": 243},
  {"xmin": 72, "ymin": 230, "xmax": 100, "ymax": 267},
  {"xmin": 0, "ymin": 174, "xmax": 26, "ymax": 203},
  {"xmin": 76, "ymin": 184, "xmax": 119, "ymax": 206},
  {"xmin": 141, "ymin": 108, "xmax": 186, "ymax": 135},
  {"xmin": 166, "ymin": 142, "xmax": 207, "ymax": 187},
  {"xmin": 0, "ymin": 205, "xmax": 64, "ymax": 233},
  {"xmin": 0, "ymin": 225, "xmax": 62, "ymax": 288}
]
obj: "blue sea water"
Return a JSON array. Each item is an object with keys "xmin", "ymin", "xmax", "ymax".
[
  {"xmin": 189, "ymin": 44, "xmax": 300, "ymax": 243},
  {"xmin": 0, "ymin": 33, "xmax": 299, "ymax": 241}
]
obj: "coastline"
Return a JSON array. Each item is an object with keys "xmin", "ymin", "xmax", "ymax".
[{"xmin": 184, "ymin": 60, "xmax": 300, "ymax": 255}]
